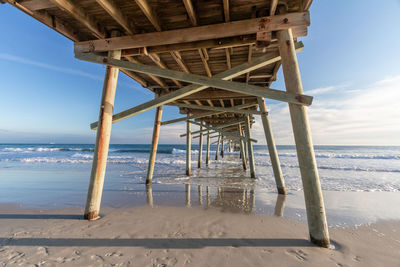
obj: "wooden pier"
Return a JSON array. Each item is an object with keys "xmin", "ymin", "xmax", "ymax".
[{"xmin": 4, "ymin": 0, "xmax": 330, "ymax": 247}]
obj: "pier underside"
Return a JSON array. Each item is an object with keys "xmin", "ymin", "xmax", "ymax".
[{"xmin": 4, "ymin": 0, "xmax": 330, "ymax": 247}]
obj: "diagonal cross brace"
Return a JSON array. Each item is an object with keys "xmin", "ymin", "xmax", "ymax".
[{"xmin": 86, "ymin": 42, "xmax": 304, "ymax": 130}]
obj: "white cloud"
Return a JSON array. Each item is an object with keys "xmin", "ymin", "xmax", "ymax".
[{"xmin": 251, "ymin": 76, "xmax": 400, "ymax": 145}]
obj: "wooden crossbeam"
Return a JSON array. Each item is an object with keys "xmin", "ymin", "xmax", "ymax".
[
  {"xmin": 76, "ymin": 51, "xmax": 312, "ymax": 108},
  {"xmin": 135, "ymin": 0, "xmax": 161, "ymax": 31},
  {"xmin": 125, "ymin": 56, "xmax": 167, "ymax": 87},
  {"xmin": 75, "ymin": 12, "xmax": 310, "ymax": 53},
  {"xmin": 270, "ymin": 0, "xmax": 278, "ymax": 16},
  {"xmin": 190, "ymin": 121, "xmax": 257, "ymax": 143},
  {"xmin": 182, "ymin": 0, "xmax": 198, "ymax": 26},
  {"xmin": 95, "ymin": 0, "xmax": 135, "ymax": 35},
  {"xmin": 171, "ymin": 102, "xmax": 263, "ymax": 116},
  {"xmin": 87, "ymin": 45, "xmax": 302, "ymax": 129},
  {"xmin": 181, "ymin": 120, "xmax": 246, "ymax": 137},
  {"xmin": 49, "ymin": 0, "xmax": 105, "ymax": 38},
  {"xmin": 161, "ymin": 102, "xmax": 256, "ymax": 125}
]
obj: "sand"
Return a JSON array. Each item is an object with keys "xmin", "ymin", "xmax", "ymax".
[{"xmin": 0, "ymin": 205, "xmax": 399, "ymax": 266}]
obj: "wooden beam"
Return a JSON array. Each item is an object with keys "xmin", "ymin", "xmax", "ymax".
[
  {"xmin": 206, "ymin": 131, "xmax": 210, "ymax": 166},
  {"xmin": 225, "ymin": 48, "xmax": 231, "ymax": 69},
  {"xmin": 5, "ymin": 0, "xmax": 80, "ymax": 41},
  {"xmin": 75, "ymin": 12, "xmax": 310, "ymax": 52},
  {"xmin": 199, "ymin": 48, "xmax": 212, "ymax": 77},
  {"xmin": 146, "ymin": 105, "xmax": 163, "ymax": 184},
  {"xmin": 49, "ymin": 0, "xmax": 105, "ymax": 38},
  {"xmin": 172, "ymin": 103, "xmax": 263, "ymax": 116},
  {"xmin": 186, "ymin": 116, "xmax": 191, "ymax": 176},
  {"xmin": 223, "ymin": 0, "xmax": 229, "ymax": 22},
  {"xmin": 270, "ymin": 0, "xmax": 278, "ymax": 16},
  {"xmin": 244, "ymin": 115, "xmax": 256, "ymax": 178},
  {"xmin": 182, "ymin": 0, "xmax": 198, "ymax": 26},
  {"xmin": 147, "ymin": 53, "xmax": 182, "ymax": 87},
  {"xmin": 198, "ymin": 123, "xmax": 203, "ymax": 168},
  {"xmin": 84, "ymin": 33, "xmax": 121, "ymax": 220},
  {"xmin": 121, "ymin": 69, "xmax": 147, "ymax": 87},
  {"xmin": 171, "ymin": 51, "xmax": 190, "ymax": 73},
  {"xmin": 125, "ymin": 56, "xmax": 167, "ymax": 88},
  {"xmin": 258, "ymin": 97, "xmax": 286, "ymax": 194},
  {"xmin": 76, "ymin": 51, "xmax": 313, "ymax": 109},
  {"xmin": 278, "ymin": 28, "xmax": 329, "ymax": 248},
  {"xmin": 20, "ymin": 0, "xmax": 55, "ymax": 11},
  {"xmin": 190, "ymin": 121, "xmax": 256, "ymax": 143},
  {"xmin": 303, "ymin": 0, "xmax": 313, "ymax": 11},
  {"xmin": 95, "ymin": 0, "xmax": 135, "ymax": 35},
  {"xmin": 134, "ymin": 0, "xmax": 161, "ymax": 31},
  {"xmin": 161, "ymin": 102, "xmax": 257, "ymax": 125},
  {"xmin": 88, "ymin": 46, "xmax": 302, "ymax": 129},
  {"xmin": 181, "ymin": 119, "xmax": 246, "ymax": 137}
]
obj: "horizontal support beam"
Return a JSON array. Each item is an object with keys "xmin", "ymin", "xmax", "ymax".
[
  {"xmin": 161, "ymin": 102, "xmax": 257, "ymax": 125},
  {"xmin": 171, "ymin": 103, "xmax": 264, "ymax": 116},
  {"xmin": 75, "ymin": 12, "xmax": 309, "ymax": 53},
  {"xmin": 180, "ymin": 120, "xmax": 247, "ymax": 137},
  {"xmin": 190, "ymin": 121, "xmax": 257, "ymax": 143},
  {"xmin": 88, "ymin": 44, "xmax": 303, "ymax": 129}
]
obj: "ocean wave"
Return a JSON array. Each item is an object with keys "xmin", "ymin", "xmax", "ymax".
[{"xmin": 253, "ymin": 152, "xmax": 400, "ymax": 160}]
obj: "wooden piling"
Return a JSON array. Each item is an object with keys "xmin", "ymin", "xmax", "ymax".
[
  {"xmin": 220, "ymin": 135, "xmax": 225, "ymax": 158},
  {"xmin": 215, "ymin": 134, "xmax": 221, "ymax": 160},
  {"xmin": 206, "ymin": 130, "xmax": 210, "ymax": 166},
  {"xmin": 84, "ymin": 31, "xmax": 121, "ymax": 220},
  {"xmin": 186, "ymin": 115, "xmax": 191, "ymax": 176},
  {"xmin": 258, "ymin": 97, "xmax": 286, "ymax": 195},
  {"xmin": 238, "ymin": 124, "xmax": 247, "ymax": 170},
  {"xmin": 146, "ymin": 105, "xmax": 163, "ymax": 185},
  {"xmin": 278, "ymin": 28, "xmax": 330, "ymax": 248},
  {"xmin": 244, "ymin": 115, "xmax": 256, "ymax": 178},
  {"xmin": 198, "ymin": 123, "xmax": 203, "ymax": 168}
]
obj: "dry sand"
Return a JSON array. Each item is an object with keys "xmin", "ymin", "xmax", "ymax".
[{"xmin": 0, "ymin": 205, "xmax": 399, "ymax": 266}]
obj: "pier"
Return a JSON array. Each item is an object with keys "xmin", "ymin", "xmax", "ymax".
[{"xmin": 4, "ymin": 0, "xmax": 329, "ymax": 247}]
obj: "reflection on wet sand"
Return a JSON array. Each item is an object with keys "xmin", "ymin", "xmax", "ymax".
[{"xmin": 145, "ymin": 184, "xmax": 286, "ymax": 217}]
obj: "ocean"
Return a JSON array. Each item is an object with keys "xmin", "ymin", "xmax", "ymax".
[{"xmin": 1, "ymin": 144, "xmax": 399, "ymax": 226}]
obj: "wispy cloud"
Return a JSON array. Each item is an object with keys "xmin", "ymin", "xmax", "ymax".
[
  {"xmin": 252, "ymin": 76, "xmax": 400, "ymax": 145},
  {"xmin": 0, "ymin": 53, "xmax": 144, "ymax": 91}
]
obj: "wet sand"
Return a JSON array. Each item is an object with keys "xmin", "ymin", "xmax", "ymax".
[{"xmin": 0, "ymin": 205, "xmax": 399, "ymax": 266}]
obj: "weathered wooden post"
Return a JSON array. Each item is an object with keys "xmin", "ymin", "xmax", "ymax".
[
  {"xmin": 146, "ymin": 105, "xmax": 163, "ymax": 185},
  {"xmin": 238, "ymin": 124, "xmax": 247, "ymax": 170},
  {"xmin": 215, "ymin": 134, "xmax": 221, "ymax": 160},
  {"xmin": 206, "ymin": 130, "xmax": 210, "ymax": 166},
  {"xmin": 186, "ymin": 115, "xmax": 191, "ymax": 176},
  {"xmin": 220, "ymin": 135, "xmax": 225, "ymax": 158},
  {"xmin": 198, "ymin": 123, "xmax": 203, "ymax": 168},
  {"xmin": 277, "ymin": 28, "xmax": 330, "ymax": 248},
  {"xmin": 198, "ymin": 185, "xmax": 203, "ymax": 205},
  {"xmin": 84, "ymin": 31, "xmax": 121, "ymax": 221},
  {"xmin": 244, "ymin": 115, "xmax": 256, "ymax": 178},
  {"xmin": 146, "ymin": 184, "xmax": 154, "ymax": 207},
  {"xmin": 258, "ymin": 97, "xmax": 286, "ymax": 194}
]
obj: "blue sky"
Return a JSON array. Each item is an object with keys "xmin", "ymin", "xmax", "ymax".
[{"xmin": 1, "ymin": 1, "xmax": 400, "ymax": 145}]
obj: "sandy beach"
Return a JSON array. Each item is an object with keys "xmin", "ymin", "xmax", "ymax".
[{"xmin": 0, "ymin": 205, "xmax": 399, "ymax": 266}]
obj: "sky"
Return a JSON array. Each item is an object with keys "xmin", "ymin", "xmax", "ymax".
[{"xmin": 0, "ymin": 1, "xmax": 400, "ymax": 145}]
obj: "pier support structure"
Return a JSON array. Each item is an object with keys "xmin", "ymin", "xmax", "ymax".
[
  {"xmin": 258, "ymin": 97, "xmax": 286, "ymax": 195},
  {"xmin": 220, "ymin": 135, "xmax": 225, "ymax": 158},
  {"xmin": 278, "ymin": 28, "xmax": 330, "ymax": 247},
  {"xmin": 146, "ymin": 105, "xmax": 163, "ymax": 185},
  {"xmin": 238, "ymin": 124, "xmax": 247, "ymax": 170},
  {"xmin": 198, "ymin": 123, "xmax": 203, "ymax": 168},
  {"xmin": 84, "ymin": 32, "xmax": 121, "ymax": 220},
  {"xmin": 206, "ymin": 131, "xmax": 210, "ymax": 166},
  {"xmin": 186, "ymin": 115, "xmax": 191, "ymax": 176},
  {"xmin": 215, "ymin": 134, "xmax": 221, "ymax": 160},
  {"xmin": 244, "ymin": 115, "xmax": 256, "ymax": 178}
]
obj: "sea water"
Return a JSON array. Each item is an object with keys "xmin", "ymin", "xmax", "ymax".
[{"xmin": 0, "ymin": 144, "xmax": 399, "ymax": 226}]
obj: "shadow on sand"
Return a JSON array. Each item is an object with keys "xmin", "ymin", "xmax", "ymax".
[
  {"xmin": 0, "ymin": 237, "xmax": 314, "ymax": 248},
  {"xmin": 0, "ymin": 214, "xmax": 82, "ymax": 220}
]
